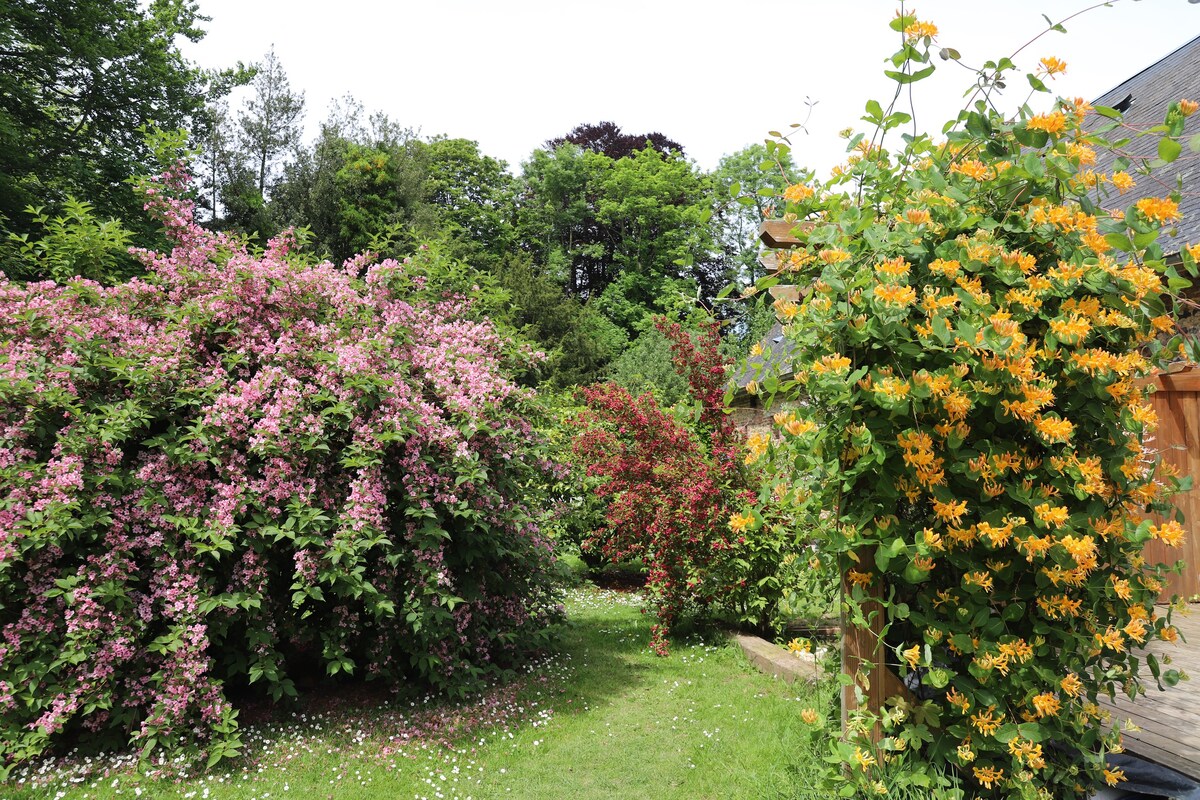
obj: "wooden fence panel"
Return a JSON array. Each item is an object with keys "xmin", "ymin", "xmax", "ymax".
[{"xmin": 1146, "ymin": 370, "xmax": 1200, "ymax": 601}]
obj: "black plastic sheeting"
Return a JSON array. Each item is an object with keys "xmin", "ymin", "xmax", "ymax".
[{"xmin": 1096, "ymin": 753, "xmax": 1200, "ymax": 800}]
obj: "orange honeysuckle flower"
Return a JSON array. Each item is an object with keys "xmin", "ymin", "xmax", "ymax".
[
  {"xmin": 904, "ymin": 20, "xmax": 938, "ymax": 39},
  {"xmin": 1067, "ymin": 96, "xmax": 1093, "ymax": 116},
  {"xmin": 744, "ymin": 432, "xmax": 769, "ymax": 464},
  {"xmin": 876, "ymin": 256, "xmax": 912, "ymax": 277},
  {"xmin": 1135, "ymin": 196, "xmax": 1181, "ymax": 224},
  {"xmin": 1028, "ymin": 112, "xmax": 1067, "ymax": 135},
  {"xmin": 1123, "ymin": 618, "xmax": 1148, "ymax": 643},
  {"xmin": 1150, "ymin": 520, "xmax": 1186, "ymax": 547},
  {"xmin": 729, "ymin": 511, "xmax": 754, "ymax": 533},
  {"xmin": 970, "ymin": 706, "xmax": 1004, "ymax": 735},
  {"xmin": 964, "ymin": 570, "xmax": 994, "ymax": 593},
  {"xmin": 783, "ymin": 418, "xmax": 817, "ymax": 437},
  {"xmin": 1095, "ymin": 626, "xmax": 1126, "ymax": 652},
  {"xmin": 903, "ymin": 644, "xmax": 922, "ymax": 669},
  {"xmin": 1033, "ymin": 503, "xmax": 1069, "ymax": 528},
  {"xmin": 932, "ymin": 497, "xmax": 967, "ymax": 524},
  {"xmin": 873, "ymin": 284, "xmax": 917, "ymax": 306},
  {"xmin": 783, "ymin": 183, "xmax": 815, "ymax": 203},
  {"xmin": 950, "ymin": 159, "xmax": 990, "ymax": 180},
  {"xmin": 1039, "ymin": 56, "xmax": 1067, "ymax": 76},
  {"xmin": 902, "ymin": 208, "xmax": 932, "ymax": 225},
  {"xmin": 813, "ymin": 353, "xmax": 852, "ymax": 373},
  {"xmin": 1066, "ymin": 142, "xmax": 1096, "ymax": 166},
  {"xmin": 1034, "ymin": 415, "xmax": 1074, "ymax": 443},
  {"xmin": 929, "ymin": 258, "xmax": 961, "ymax": 278},
  {"xmin": 847, "ymin": 569, "xmax": 873, "ymax": 588},
  {"xmin": 1111, "ymin": 171, "xmax": 1135, "ymax": 193},
  {"xmin": 1031, "ymin": 692, "xmax": 1061, "ymax": 718}
]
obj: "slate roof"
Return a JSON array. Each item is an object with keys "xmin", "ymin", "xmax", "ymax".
[
  {"xmin": 1090, "ymin": 34, "xmax": 1200, "ymax": 252},
  {"xmin": 730, "ymin": 321, "xmax": 792, "ymax": 395}
]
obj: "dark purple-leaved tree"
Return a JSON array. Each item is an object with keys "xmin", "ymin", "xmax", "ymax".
[{"xmin": 546, "ymin": 121, "xmax": 684, "ymax": 160}]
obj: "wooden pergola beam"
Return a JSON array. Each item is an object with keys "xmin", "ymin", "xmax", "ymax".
[{"xmin": 758, "ymin": 220, "xmax": 813, "ymax": 249}]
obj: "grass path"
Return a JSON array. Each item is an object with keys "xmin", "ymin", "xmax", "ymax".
[{"xmin": 10, "ymin": 587, "xmax": 832, "ymax": 800}]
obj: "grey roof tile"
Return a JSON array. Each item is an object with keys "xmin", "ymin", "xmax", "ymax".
[
  {"xmin": 1090, "ymin": 35, "xmax": 1200, "ymax": 252},
  {"xmin": 732, "ymin": 321, "xmax": 793, "ymax": 390}
]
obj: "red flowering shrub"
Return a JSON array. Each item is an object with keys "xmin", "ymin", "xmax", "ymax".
[
  {"xmin": 0, "ymin": 165, "xmax": 563, "ymax": 773},
  {"xmin": 574, "ymin": 318, "xmax": 796, "ymax": 654}
]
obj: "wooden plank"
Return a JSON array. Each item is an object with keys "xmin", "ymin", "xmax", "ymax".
[
  {"xmin": 769, "ymin": 284, "xmax": 800, "ymax": 303},
  {"xmin": 1098, "ymin": 611, "xmax": 1200, "ymax": 779},
  {"xmin": 1152, "ymin": 370, "xmax": 1200, "ymax": 393},
  {"xmin": 1138, "ymin": 365, "xmax": 1200, "ymax": 391},
  {"xmin": 759, "ymin": 220, "xmax": 813, "ymax": 248}
]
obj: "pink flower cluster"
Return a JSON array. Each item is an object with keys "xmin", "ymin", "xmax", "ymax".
[{"xmin": 0, "ymin": 164, "xmax": 563, "ymax": 772}]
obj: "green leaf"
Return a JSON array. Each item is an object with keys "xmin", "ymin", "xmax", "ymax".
[
  {"xmin": 1021, "ymin": 152, "xmax": 1045, "ymax": 179},
  {"xmin": 1189, "ymin": 133, "xmax": 1200, "ymax": 153},
  {"xmin": 1095, "ymin": 105, "xmax": 1123, "ymax": 119},
  {"xmin": 994, "ymin": 723, "xmax": 1019, "ymax": 744},
  {"xmin": 1159, "ymin": 137, "xmax": 1182, "ymax": 163},
  {"xmin": 1134, "ymin": 230, "xmax": 1159, "ymax": 249},
  {"xmin": 885, "ymin": 65, "xmax": 936, "ymax": 85},
  {"xmin": 1013, "ymin": 125, "xmax": 1049, "ymax": 149},
  {"xmin": 1105, "ymin": 233, "xmax": 1133, "ymax": 252},
  {"xmin": 140, "ymin": 737, "xmax": 159, "ymax": 759},
  {"xmin": 1027, "ymin": 74, "xmax": 1049, "ymax": 93},
  {"xmin": 1017, "ymin": 722, "xmax": 1046, "ymax": 742}
]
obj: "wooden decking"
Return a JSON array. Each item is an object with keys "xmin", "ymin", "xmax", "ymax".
[{"xmin": 1099, "ymin": 608, "xmax": 1200, "ymax": 779}]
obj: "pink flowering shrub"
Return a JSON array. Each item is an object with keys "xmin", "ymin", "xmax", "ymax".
[{"xmin": 0, "ymin": 165, "xmax": 563, "ymax": 773}]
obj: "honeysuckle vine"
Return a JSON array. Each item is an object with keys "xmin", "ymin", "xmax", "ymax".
[{"xmin": 740, "ymin": 8, "xmax": 1197, "ymax": 799}]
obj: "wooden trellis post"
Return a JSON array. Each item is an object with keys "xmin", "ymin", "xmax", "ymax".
[{"xmin": 757, "ymin": 221, "xmax": 911, "ymax": 743}]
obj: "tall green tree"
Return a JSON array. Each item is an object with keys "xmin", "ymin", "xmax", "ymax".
[
  {"xmin": 710, "ymin": 143, "xmax": 800, "ymax": 356},
  {"xmin": 518, "ymin": 140, "xmax": 724, "ymax": 335},
  {"xmin": 0, "ymin": 0, "xmax": 213, "ymax": 238},
  {"xmin": 238, "ymin": 47, "xmax": 305, "ymax": 199},
  {"xmin": 419, "ymin": 137, "xmax": 517, "ymax": 269},
  {"xmin": 270, "ymin": 103, "xmax": 427, "ymax": 263},
  {"xmin": 493, "ymin": 254, "xmax": 625, "ymax": 388},
  {"xmin": 517, "ymin": 144, "xmax": 606, "ymax": 297},
  {"xmin": 711, "ymin": 142, "xmax": 797, "ymax": 284}
]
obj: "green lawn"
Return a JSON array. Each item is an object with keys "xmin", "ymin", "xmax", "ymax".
[{"xmin": 8, "ymin": 587, "xmax": 833, "ymax": 800}]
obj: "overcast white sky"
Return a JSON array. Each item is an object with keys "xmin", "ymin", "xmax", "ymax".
[{"xmin": 182, "ymin": 0, "xmax": 1199, "ymax": 176}]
